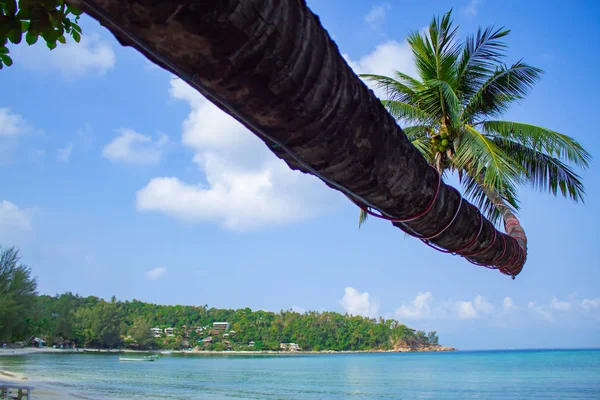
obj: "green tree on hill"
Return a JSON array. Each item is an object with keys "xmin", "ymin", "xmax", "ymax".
[{"xmin": 0, "ymin": 247, "xmax": 37, "ymax": 341}]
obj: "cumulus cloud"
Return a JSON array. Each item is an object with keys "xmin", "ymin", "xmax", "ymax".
[
  {"xmin": 339, "ymin": 287, "xmax": 379, "ymax": 318},
  {"xmin": 344, "ymin": 40, "xmax": 416, "ymax": 91},
  {"xmin": 528, "ymin": 302, "xmax": 554, "ymax": 322},
  {"xmin": 0, "ymin": 200, "xmax": 36, "ymax": 242},
  {"xmin": 550, "ymin": 297, "xmax": 572, "ymax": 312},
  {"xmin": 343, "ymin": 40, "xmax": 418, "ymax": 102},
  {"xmin": 364, "ymin": 3, "xmax": 391, "ymax": 27},
  {"xmin": 0, "ymin": 108, "xmax": 28, "ymax": 136},
  {"xmin": 503, "ymin": 297, "xmax": 518, "ymax": 312},
  {"xmin": 16, "ymin": 34, "xmax": 115, "ymax": 80},
  {"xmin": 136, "ymin": 78, "xmax": 334, "ymax": 231},
  {"xmin": 455, "ymin": 301, "xmax": 478, "ymax": 319},
  {"xmin": 57, "ymin": 144, "xmax": 73, "ymax": 163},
  {"xmin": 102, "ymin": 129, "xmax": 169, "ymax": 165},
  {"xmin": 463, "ymin": 0, "xmax": 480, "ymax": 16},
  {"xmin": 395, "ymin": 293, "xmax": 494, "ymax": 320},
  {"xmin": 582, "ymin": 298, "xmax": 600, "ymax": 311},
  {"xmin": 474, "ymin": 296, "xmax": 494, "ymax": 314},
  {"xmin": 395, "ymin": 292, "xmax": 434, "ymax": 320},
  {"xmin": 146, "ymin": 267, "xmax": 167, "ymax": 281}
]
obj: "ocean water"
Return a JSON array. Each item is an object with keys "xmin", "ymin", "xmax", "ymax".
[{"xmin": 1, "ymin": 349, "xmax": 599, "ymax": 399}]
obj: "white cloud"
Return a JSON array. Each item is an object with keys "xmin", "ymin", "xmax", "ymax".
[
  {"xmin": 528, "ymin": 302, "xmax": 554, "ymax": 322},
  {"xmin": 396, "ymin": 293, "xmax": 494, "ymax": 321},
  {"xmin": 102, "ymin": 128, "xmax": 169, "ymax": 165},
  {"xmin": 146, "ymin": 267, "xmax": 167, "ymax": 281},
  {"xmin": 136, "ymin": 78, "xmax": 334, "ymax": 231},
  {"xmin": 0, "ymin": 108, "xmax": 28, "ymax": 136},
  {"xmin": 339, "ymin": 287, "xmax": 379, "ymax": 318},
  {"xmin": 474, "ymin": 295, "xmax": 494, "ymax": 314},
  {"xmin": 463, "ymin": 0, "xmax": 480, "ymax": 16},
  {"xmin": 550, "ymin": 297, "xmax": 572, "ymax": 312},
  {"xmin": 364, "ymin": 3, "xmax": 391, "ymax": 27},
  {"xmin": 503, "ymin": 297, "xmax": 518, "ymax": 312},
  {"xmin": 582, "ymin": 298, "xmax": 600, "ymax": 311},
  {"xmin": 343, "ymin": 40, "xmax": 417, "ymax": 99},
  {"xmin": 57, "ymin": 144, "xmax": 73, "ymax": 162},
  {"xmin": 16, "ymin": 34, "xmax": 115, "ymax": 80},
  {"xmin": 395, "ymin": 292, "xmax": 434, "ymax": 320},
  {"xmin": 0, "ymin": 201, "xmax": 36, "ymax": 242},
  {"xmin": 455, "ymin": 301, "xmax": 478, "ymax": 319}
]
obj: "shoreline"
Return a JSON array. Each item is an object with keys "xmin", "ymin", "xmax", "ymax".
[
  {"xmin": 0, "ymin": 369, "xmax": 94, "ymax": 399},
  {"xmin": 1, "ymin": 345, "xmax": 456, "ymax": 357}
]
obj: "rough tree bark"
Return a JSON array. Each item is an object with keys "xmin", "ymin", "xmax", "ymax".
[{"xmin": 70, "ymin": 0, "xmax": 526, "ymax": 277}]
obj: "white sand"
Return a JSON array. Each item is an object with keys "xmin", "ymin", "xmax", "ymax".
[{"xmin": 1, "ymin": 366, "xmax": 92, "ymax": 399}]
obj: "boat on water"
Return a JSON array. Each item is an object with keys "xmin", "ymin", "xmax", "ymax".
[{"xmin": 118, "ymin": 355, "xmax": 158, "ymax": 362}]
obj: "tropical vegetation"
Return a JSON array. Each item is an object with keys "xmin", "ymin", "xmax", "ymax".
[
  {"xmin": 0, "ymin": 0, "xmax": 83, "ymax": 69},
  {"xmin": 1, "ymin": 247, "xmax": 441, "ymax": 352},
  {"xmin": 358, "ymin": 10, "xmax": 590, "ymax": 232}
]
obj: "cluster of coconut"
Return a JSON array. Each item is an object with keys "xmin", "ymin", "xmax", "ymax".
[{"xmin": 431, "ymin": 134, "xmax": 450, "ymax": 153}]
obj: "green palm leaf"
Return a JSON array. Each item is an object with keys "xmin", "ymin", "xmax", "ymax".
[
  {"xmin": 460, "ymin": 173, "xmax": 519, "ymax": 227},
  {"xmin": 359, "ymin": 74, "xmax": 417, "ymax": 104},
  {"xmin": 454, "ymin": 125, "xmax": 522, "ymax": 191},
  {"xmin": 457, "ymin": 26, "xmax": 510, "ymax": 98},
  {"xmin": 492, "ymin": 138, "xmax": 587, "ymax": 202},
  {"xmin": 383, "ymin": 101, "xmax": 434, "ymax": 124},
  {"xmin": 482, "ymin": 121, "xmax": 591, "ymax": 167},
  {"xmin": 463, "ymin": 61, "xmax": 543, "ymax": 121}
]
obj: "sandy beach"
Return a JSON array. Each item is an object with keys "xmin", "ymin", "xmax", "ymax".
[
  {"xmin": 1, "ymin": 350, "xmax": 93, "ymax": 399},
  {"xmin": 0, "ymin": 369, "xmax": 92, "ymax": 399}
]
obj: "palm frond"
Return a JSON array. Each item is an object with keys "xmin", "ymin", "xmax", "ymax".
[
  {"xmin": 383, "ymin": 100, "xmax": 435, "ymax": 125},
  {"xmin": 358, "ymin": 209, "xmax": 368, "ymax": 228},
  {"xmin": 457, "ymin": 26, "xmax": 510, "ymax": 98},
  {"xmin": 422, "ymin": 79, "xmax": 462, "ymax": 126},
  {"xmin": 462, "ymin": 61, "xmax": 543, "ymax": 121},
  {"xmin": 454, "ymin": 125, "xmax": 522, "ymax": 191},
  {"xmin": 492, "ymin": 137, "xmax": 587, "ymax": 202},
  {"xmin": 359, "ymin": 74, "xmax": 417, "ymax": 104},
  {"xmin": 403, "ymin": 126, "xmax": 435, "ymax": 162},
  {"xmin": 482, "ymin": 121, "xmax": 591, "ymax": 168},
  {"xmin": 393, "ymin": 71, "xmax": 424, "ymax": 90},
  {"xmin": 460, "ymin": 173, "xmax": 519, "ymax": 227}
]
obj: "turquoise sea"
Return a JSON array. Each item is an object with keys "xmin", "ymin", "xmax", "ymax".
[{"xmin": 1, "ymin": 349, "xmax": 599, "ymax": 399}]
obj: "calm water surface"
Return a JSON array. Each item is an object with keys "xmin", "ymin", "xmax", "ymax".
[{"xmin": 1, "ymin": 349, "xmax": 599, "ymax": 399}]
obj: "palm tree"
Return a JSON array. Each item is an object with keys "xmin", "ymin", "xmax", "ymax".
[
  {"xmin": 359, "ymin": 10, "xmax": 590, "ymax": 251},
  {"xmin": 68, "ymin": 0, "xmax": 576, "ymax": 276}
]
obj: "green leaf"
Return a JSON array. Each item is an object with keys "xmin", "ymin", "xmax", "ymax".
[
  {"xmin": 358, "ymin": 209, "xmax": 368, "ymax": 228},
  {"xmin": 67, "ymin": 5, "xmax": 84, "ymax": 16},
  {"xmin": 46, "ymin": 40, "xmax": 57, "ymax": 50},
  {"xmin": 25, "ymin": 32, "xmax": 38, "ymax": 46},
  {"xmin": 7, "ymin": 28, "xmax": 22, "ymax": 45},
  {"xmin": 0, "ymin": 54, "xmax": 13, "ymax": 67},
  {"xmin": 5, "ymin": 0, "xmax": 17, "ymax": 16},
  {"xmin": 0, "ymin": 46, "xmax": 9, "ymax": 54},
  {"xmin": 57, "ymin": 35, "xmax": 66, "ymax": 44},
  {"xmin": 21, "ymin": 21, "xmax": 30, "ymax": 32},
  {"xmin": 72, "ymin": 30, "xmax": 81, "ymax": 43},
  {"xmin": 72, "ymin": 23, "xmax": 82, "ymax": 34},
  {"xmin": 482, "ymin": 121, "xmax": 591, "ymax": 168}
]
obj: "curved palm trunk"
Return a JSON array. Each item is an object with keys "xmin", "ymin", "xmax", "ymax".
[
  {"xmin": 479, "ymin": 183, "xmax": 528, "ymax": 261},
  {"xmin": 70, "ymin": 0, "xmax": 525, "ymax": 277}
]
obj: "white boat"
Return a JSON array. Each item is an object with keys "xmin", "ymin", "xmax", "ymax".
[{"xmin": 118, "ymin": 355, "xmax": 157, "ymax": 362}]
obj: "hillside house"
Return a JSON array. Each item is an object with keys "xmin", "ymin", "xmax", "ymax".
[{"xmin": 280, "ymin": 343, "xmax": 302, "ymax": 351}]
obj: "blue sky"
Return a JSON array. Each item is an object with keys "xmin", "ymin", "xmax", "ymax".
[{"xmin": 1, "ymin": 0, "xmax": 599, "ymax": 350}]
